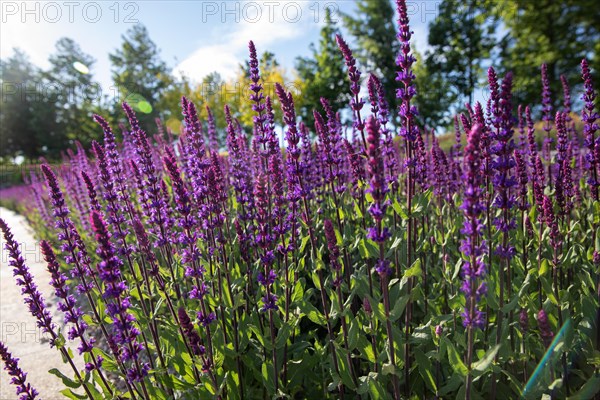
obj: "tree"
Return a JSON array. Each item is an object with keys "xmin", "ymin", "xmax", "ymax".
[
  {"xmin": 157, "ymin": 73, "xmax": 196, "ymax": 134},
  {"xmin": 193, "ymin": 72, "xmax": 228, "ymax": 139},
  {"xmin": 0, "ymin": 49, "xmax": 62, "ymax": 161},
  {"xmin": 426, "ymin": 0, "xmax": 497, "ymax": 107},
  {"xmin": 46, "ymin": 38, "xmax": 104, "ymax": 148},
  {"xmin": 412, "ymin": 50, "xmax": 457, "ymax": 131},
  {"xmin": 233, "ymin": 51, "xmax": 288, "ymax": 129},
  {"xmin": 342, "ymin": 0, "xmax": 400, "ymax": 120},
  {"xmin": 295, "ymin": 9, "xmax": 350, "ymax": 129},
  {"xmin": 109, "ymin": 24, "xmax": 171, "ymax": 130},
  {"xmin": 491, "ymin": 0, "xmax": 599, "ymax": 112}
]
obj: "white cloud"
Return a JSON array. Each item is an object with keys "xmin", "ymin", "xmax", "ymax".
[
  {"xmin": 174, "ymin": 43, "xmax": 241, "ymax": 81},
  {"xmin": 174, "ymin": 1, "xmax": 314, "ymax": 83}
]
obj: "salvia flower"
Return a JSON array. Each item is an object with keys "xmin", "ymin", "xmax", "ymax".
[
  {"xmin": 247, "ymin": 41, "xmax": 269, "ymax": 152},
  {"xmin": 92, "ymin": 140, "xmax": 129, "ymax": 250},
  {"xmin": 260, "ymin": 293, "xmax": 278, "ymax": 312},
  {"xmin": 365, "ymin": 116, "xmax": 390, "ymax": 243},
  {"xmin": 459, "ymin": 124, "xmax": 487, "ymax": 329},
  {"xmin": 90, "ymin": 211, "xmax": 148, "ymax": 382},
  {"xmin": 593, "ymin": 251, "xmax": 600, "ymax": 266},
  {"xmin": 93, "ymin": 115, "xmax": 131, "ymax": 212},
  {"xmin": 81, "ymin": 170, "xmax": 101, "ymax": 212},
  {"xmin": 542, "ymin": 195, "xmax": 561, "ymax": 250},
  {"xmin": 123, "ymin": 103, "xmax": 170, "ymax": 247},
  {"xmin": 581, "ymin": 59, "xmax": 599, "ymax": 199},
  {"xmin": 41, "ymin": 240, "xmax": 93, "ymax": 355},
  {"xmin": 537, "ymin": 309, "xmax": 554, "ymax": 348},
  {"xmin": 336, "ymin": 34, "xmax": 361, "ymax": 98},
  {"xmin": 324, "ymin": 219, "xmax": 342, "ymax": 279},
  {"xmin": 275, "ymin": 83, "xmax": 303, "ymax": 228},
  {"xmin": 206, "ymin": 106, "xmax": 219, "ymax": 151},
  {"xmin": 514, "ymin": 150, "xmax": 530, "ymax": 211},
  {"xmin": 517, "ymin": 105, "xmax": 526, "ymax": 151},
  {"xmin": 541, "ymin": 64, "xmax": 554, "ymax": 172},
  {"xmin": 0, "ymin": 219, "xmax": 56, "ymax": 345},
  {"xmin": 561, "ymin": 75, "xmax": 572, "ymax": 115},
  {"xmin": 344, "ymin": 139, "xmax": 366, "ymax": 198},
  {"xmin": 519, "ymin": 308, "xmax": 529, "ymax": 333},
  {"xmin": 395, "ymin": 0, "xmax": 419, "ymax": 142},
  {"xmin": 197, "ymin": 311, "xmax": 217, "ymax": 327},
  {"xmin": 541, "ymin": 64, "xmax": 553, "ymax": 132},
  {"xmin": 489, "ymin": 70, "xmax": 517, "ymax": 262},
  {"xmin": 178, "ymin": 308, "xmax": 203, "ymax": 357},
  {"xmin": 0, "ymin": 341, "xmax": 39, "ymax": 400}
]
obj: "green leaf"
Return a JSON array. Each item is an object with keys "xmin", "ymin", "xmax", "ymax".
[
  {"xmin": 501, "ymin": 295, "xmax": 519, "ymax": 314},
  {"xmin": 60, "ymin": 389, "xmax": 87, "ymax": 400},
  {"xmin": 359, "ymin": 337, "xmax": 377, "ymax": 363},
  {"xmin": 348, "ymin": 319, "xmax": 360, "ymax": 350},
  {"xmin": 81, "ymin": 314, "xmax": 95, "ymax": 327},
  {"xmin": 389, "ymin": 294, "xmax": 410, "ymax": 323},
  {"xmin": 539, "ymin": 259, "xmax": 549, "ymax": 277},
  {"xmin": 568, "ymin": 376, "xmax": 600, "ymax": 399},
  {"xmin": 261, "ymin": 362, "xmax": 275, "ymax": 394},
  {"xmin": 222, "ymin": 278, "xmax": 233, "ymax": 308},
  {"xmin": 368, "ymin": 375, "xmax": 388, "ymax": 399},
  {"xmin": 452, "ymin": 258, "xmax": 462, "ymax": 280},
  {"xmin": 300, "ymin": 302, "xmax": 327, "ymax": 326},
  {"xmin": 392, "ymin": 198, "xmax": 409, "ymax": 220},
  {"xmin": 354, "ymin": 202, "xmax": 364, "ymax": 219},
  {"xmin": 49, "ymin": 368, "xmax": 81, "ymax": 389},
  {"xmin": 414, "ymin": 348, "xmax": 437, "ymax": 392},
  {"xmin": 442, "ymin": 337, "xmax": 468, "ymax": 377},
  {"xmin": 358, "ymin": 372, "xmax": 388, "ymax": 399},
  {"xmin": 314, "ymin": 258, "xmax": 325, "ymax": 272},
  {"xmin": 358, "ymin": 239, "xmax": 380, "ymax": 259},
  {"xmin": 336, "ymin": 347, "xmax": 356, "ymax": 389},
  {"xmin": 291, "ymin": 279, "xmax": 304, "ymax": 303},
  {"xmin": 473, "ymin": 344, "xmax": 500, "ymax": 373},
  {"xmin": 299, "ymin": 235, "xmax": 311, "ymax": 254},
  {"xmin": 249, "ymin": 323, "xmax": 267, "ymax": 348},
  {"xmin": 311, "ymin": 269, "xmax": 322, "ymax": 290},
  {"xmin": 93, "ymin": 349, "xmax": 118, "ymax": 372},
  {"xmin": 381, "ymin": 362, "xmax": 397, "ymax": 376},
  {"xmin": 275, "ymin": 322, "xmax": 293, "ymax": 349},
  {"xmin": 404, "ymin": 258, "xmax": 422, "ymax": 278}
]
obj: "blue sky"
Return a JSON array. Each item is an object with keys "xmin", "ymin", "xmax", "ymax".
[{"xmin": 1, "ymin": 0, "xmax": 435, "ymax": 92}]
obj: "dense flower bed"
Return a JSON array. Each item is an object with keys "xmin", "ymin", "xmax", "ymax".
[{"xmin": 1, "ymin": 0, "xmax": 599, "ymax": 398}]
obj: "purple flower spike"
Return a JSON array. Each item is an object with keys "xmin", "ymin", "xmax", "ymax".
[
  {"xmin": 366, "ymin": 116, "xmax": 387, "ymax": 208},
  {"xmin": 178, "ymin": 308, "xmax": 203, "ymax": 357},
  {"xmin": 537, "ymin": 309, "xmax": 554, "ymax": 347},
  {"xmin": 41, "ymin": 241, "xmax": 92, "ymax": 355},
  {"xmin": 81, "ymin": 171, "xmax": 101, "ymax": 212},
  {"xmin": 542, "ymin": 195, "xmax": 561, "ymax": 249},
  {"xmin": 0, "ymin": 219, "xmax": 56, "ymax": 345},
  {"xmin": 336, "ymin": 33, "xmax": 367, "ymax": 149},
  {"xmin": 336, "ymin": 34, "xmax": 362, "ymax": 98},
  {"xmin": 324, "ymin": 219, "xmax": 341, "ymax": 273},
  {"xmin": 0, "ymin": 341, "xmax": 39, "ymax": 400},
  {"xmin": 206, "ymin": 106, "xmax": 219, "ymax": 151},
  {"xmin": 41, "ymin": 164, "xmax": 95, "ymax": 294},
  {"xmin": 581, "ymin": 59, "xmax": 599, "ymax": 200},
  {"xmin": 260, "ymin": 293, "xmax": 278, "ymax": 312},
  {"xmin": 519, "ymin": 309, "xmax": 529, "ymax": 333},
  {"xmin": 395, "ymin": 0, "xmax": 418, "ymax": 142},
  {"xmin": 459, "ymin": 124, "xmax": 487, "ymax": 330},
  {"xmin": 90, "ymin": 211, "xmax": 147, "ymax": 382}
]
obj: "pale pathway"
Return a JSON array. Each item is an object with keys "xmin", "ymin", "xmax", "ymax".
[{"xmin": 0, "ymin": 207, "xmax": 83, "ymax": 399}]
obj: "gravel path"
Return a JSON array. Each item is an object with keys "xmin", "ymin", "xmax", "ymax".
[{"xmin": 0, "ymin": 207, "xmax": 83, "ymax": 399}]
